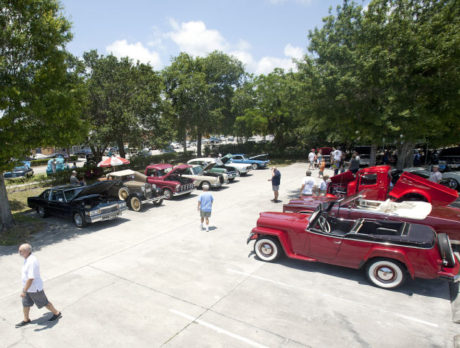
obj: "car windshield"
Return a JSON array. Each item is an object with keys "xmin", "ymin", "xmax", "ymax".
[
  {"xmin": 191, "ymin": 167, "xmax": 203, "ymax": 175},
  {"xmin": 307, "ymin": 207, "xmax": 321, "ymax": 230},
  {"xmin": 64, "ymin": 188, "xmax": 83, "ymax": 201}
]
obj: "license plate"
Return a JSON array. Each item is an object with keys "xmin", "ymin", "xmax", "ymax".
[{"xmin": 102, "ymin": 213, "xmax": 117, "ymax": 220}]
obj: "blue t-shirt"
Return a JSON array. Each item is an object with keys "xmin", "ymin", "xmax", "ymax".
[
  {"xmin": 272, "ymin": 170, "xmax": 281, "ymax": 186},
  {"xmin": 198, "ymin": 192, "xmax": 214, "ymax": 212}
]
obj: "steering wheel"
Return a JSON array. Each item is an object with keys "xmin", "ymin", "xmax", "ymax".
[{"xmin": 318, "ymin": 215, "xmax": 331, "ymax": 233}]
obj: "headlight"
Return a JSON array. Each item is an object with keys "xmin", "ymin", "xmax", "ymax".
[
  {"xmin": 176, "ymin": 184, "xmax": 180, "ymax": 190},
  {"xmin": 88, "ymin": 209, "xmax": 101, "ymax": 216},
  {"xmin": 141, "ymin": 186, "xmax": 146, "ymax": 192}
]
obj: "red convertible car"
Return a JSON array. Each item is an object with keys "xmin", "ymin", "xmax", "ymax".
[
  {"xmin": 283, "ymin": 194, "xmax": 460, "ymax": 250},
  {"xmin": 248, "ymin": 204, "xmax": 459, "ymax": 289}
]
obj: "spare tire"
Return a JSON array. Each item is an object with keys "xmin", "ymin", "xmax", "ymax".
[{"xmin": 438, "ymin": 233, "xmax": 456, "ymax": 267}]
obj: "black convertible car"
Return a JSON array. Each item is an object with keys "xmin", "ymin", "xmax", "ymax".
[{"xmin": 28, "ymin": 181, "xmax": 127, "ymax": 227}]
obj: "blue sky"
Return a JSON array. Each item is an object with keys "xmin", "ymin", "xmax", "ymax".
[{"xmin": 60, "ymin": 0, "xmax": 368, "ymax": 74}]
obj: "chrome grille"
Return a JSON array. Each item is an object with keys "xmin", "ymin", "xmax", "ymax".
[{"xmin": 100, "ymin": 204, "xmax": 119, "ymax": 214}]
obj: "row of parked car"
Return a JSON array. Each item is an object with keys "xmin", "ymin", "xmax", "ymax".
[
  {"xmin": 27, "ymin": 154, "xmax": 270, "ymax": 228},
  {"xmin": 247, "ymin": 164, "xmax": 460, "ymax": 290}
]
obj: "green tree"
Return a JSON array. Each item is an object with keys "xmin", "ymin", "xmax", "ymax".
[
  {"xmin": 234, "ymin": 69, "xmax": 304, "ymax": 147},
  {"xmin": 82, "ymin": 50, "xmax": 164, "ymax": 159},
  {"xmin": 301, "ymin": 0, "xmax": 460, "ymax": 168},
  {"xmin": 0, "ymin": 0, "xmax": 87, "ymax": 232},
  {"xmin": 163, "ymin": 51, "xmax": 245, "ymax": 156}
]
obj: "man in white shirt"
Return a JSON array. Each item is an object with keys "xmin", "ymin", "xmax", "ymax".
[
  {"xmin": 16, "ymin": 243, "xmax": 61, "ymax": 327},
  {"xmin": 429, "ymin": 165, "xmax": 442, "ymax": 184},
  {"xmin": 300, "ymin": 171, "xmax": 316, "ymax": 196},
  {"xmin": 308, "ymin": 150, "xmax": 316, "ymax": 169}
]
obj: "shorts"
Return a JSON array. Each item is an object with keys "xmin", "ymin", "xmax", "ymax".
[
  {"xmin": 200, "ymin": 210, "xmax": 211, "ymax": 218},
  {"xmin": 22, "ymin": 290, "xmax": 49, "ymax": 309},
  {"xmin": 272, "ymin": 185, "xmax": 279, "ymax": 191}
]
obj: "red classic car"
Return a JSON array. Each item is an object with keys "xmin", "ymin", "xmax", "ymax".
[
  {"xmin": 145, "ymin": 164, "xmax": 195, "ymax": 199},
  {"xmin": 248, "ymin": 204, "xmax": 460, "ymax": 289},
  {"xmin": 283, "ymin": 194, "xmax": 460, "ymax": 250},
  {"xmin": 328, "ymin": 165, "xmax": 458, "ymax": 206}
]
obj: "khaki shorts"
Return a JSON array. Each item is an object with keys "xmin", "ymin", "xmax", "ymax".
[
  {"xmin": 200, "ymin": 210, "xmax": 211, "ymax": 218},
  {"xmin": 22, "ymin": 290, "xmax": 49, "ymax": 309}
]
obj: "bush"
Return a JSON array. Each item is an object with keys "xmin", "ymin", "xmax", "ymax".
[
  {"xmin": 213, "ymin": 142, "xmax": 307, "ymax": 160},
  {"xmin": 30, "ymin": 159, "xmax": 50, "ymax": 167}
]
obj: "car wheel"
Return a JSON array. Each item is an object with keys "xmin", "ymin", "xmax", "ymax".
[
  {"xmin": 37, "ymin": 206, "xmax": 48, "ymax": 218},
  {"xmin": 447, "ymin": 178, "xmax": 459, "ymax": 191},
  {"xmin": 252, "ymin": 163, "xmax": 258, "ymax": 170},
  {"xmin": 73, "ymin": 212, "xmax": 87, "ymax": 228},
  {"xmin": 154, "ymin": 199, "xmax": 163, "ymax": 206},
  {"xmin": 163, "ymin": 188, "xmax": 173, "ymax": 200},
  {"xmin": 438, "ymin": 233, "xmax": 456, "ymax": 267},
  {"xmin": 118, "ymin": 187, "xmax": 129, "ymax": 201},
  {"xmin": 129, "ymin": 196, "xmax": 142, "ymax": 212},
  {"xmin": 200, "ymin": 181, "xmax": 211, "ymax": 189},
  {"xmin": 365, "ymin": 258, "xmax": 405, "ymax": 289},
  {"xmin": 254, "ymin": 237, "xmax": 282, "ymax": 262}
]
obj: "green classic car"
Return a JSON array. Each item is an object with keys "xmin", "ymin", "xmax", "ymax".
[{"xmin": 187, "ymin": 158, "xmax": 238, "ymax": 182}]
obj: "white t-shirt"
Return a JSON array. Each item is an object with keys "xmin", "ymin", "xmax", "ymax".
[
  {"xmin": 308, "ymin": 152, "xmax": 315, "ymax": 162},
  {"xmin": 333, "ymin": 150, "xmax": 342, "ymax": 161},
  {"xmin": 429, "ymin": 171, "xmax": 442, "ymax": 183},
  {"xmin": 319, "ymin": 180, "xmax": 327, "ymax": 192},
  {"xmin": 301, "ymin": 177, "xmax": 315, "ymax": 195},
  {"xmin": 22, "ymin": 254, "xmax": 43, "ymax": 292}
]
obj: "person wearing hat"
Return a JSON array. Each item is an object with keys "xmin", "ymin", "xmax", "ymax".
[
  {"xmin": 429, "ymin": 165, "xmax": 442, "ymax": 184},
  {"xmin": 70, "ymin": 170, "xmax": 79, "ymax": 185}
]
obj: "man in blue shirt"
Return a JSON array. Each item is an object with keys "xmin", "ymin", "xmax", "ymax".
[
  {"xmin": 268, "ymin": 167, "xmax": 281, "ymax": 202},
  {"xmin": 198, "ymin": 184, "xmax": 214, "ymax": 231}
]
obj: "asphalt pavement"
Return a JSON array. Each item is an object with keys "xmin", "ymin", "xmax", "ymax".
[{"xmin": 0, "ymin": 163, "xmax": 458, "ymax": 347}]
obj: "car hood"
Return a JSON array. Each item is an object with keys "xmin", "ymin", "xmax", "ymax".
[
  {"xmin": 203, "ymin": 162, "xmax": 216, "ymax": 171},
  {"xmin": 330, "ymin": 170, "xmax": 355, "ymax": 184},
  {"xmin": 249, "ymin": 154, "xmax": 269, "ymax": 161},
  {"xmin": 73, "ymin": 181, "xmax": 116, "ymax": 200}
]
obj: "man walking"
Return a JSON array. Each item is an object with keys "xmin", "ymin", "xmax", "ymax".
[
  {"xmin": 16, "ymin": 243, "xmax": 61, "ymax": 327},
  {"xmin": 268, "ymin": 167, "xmax": 281, "ymax": 202},
  {"xmin": 198, "ymin": 184, "xmax": 214, "ymax": 232},
  {"xmin": 429, "ymin": 165, "xmax": 442, "ymax": 183}
]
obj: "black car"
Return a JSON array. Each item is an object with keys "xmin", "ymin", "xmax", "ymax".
[
  {"xmin": 27, "ymin": 181, "xmax": 127, "ymax": 227},
  {"xmin": 4, "ymin": 165, "xmax": 34, "ymax": 179}
]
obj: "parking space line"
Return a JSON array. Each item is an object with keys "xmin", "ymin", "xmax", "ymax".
[
  {"xmin": 169, "ymin": 309, "xmax": 269, "ymax": 348},
  {"xmin": 227, "ymin": 269, "xmax": 439, "ymax": 328}
]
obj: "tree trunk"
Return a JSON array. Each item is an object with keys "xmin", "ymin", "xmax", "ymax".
[
  {"xmin": 396, "ymin": 142, "xmax": 414, "ymax": 170},
  {"xmin": 117, "ymin": 140, "xmax": 125, "ymax": 158},
  {"xmin": 0, "ymin": 175, "xmax": 15, "ymax": 234},
  {"xmin": 197, "ymin": 130, "xmax": 202, "ymax": 157},
  {"xmin": 183, "ymin": 133, "xmax": 187, "ymax": 153},
  {"xmin": 369, "ymin": 144, "xmax": 377, "ymax": 166}
]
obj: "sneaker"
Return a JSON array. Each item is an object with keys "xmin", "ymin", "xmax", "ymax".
[
  {"xmin": 15, "ymin": 320, "xmax": 31, "ymax": 328},
  {"xmin": 200, "ymin": 224, "xmax": 204, "ymax": 230},
  {"xmin": 48, "ymin": 312, "xmax": 62, "ymax": 321}
]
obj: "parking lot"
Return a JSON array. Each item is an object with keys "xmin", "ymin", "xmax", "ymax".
[{"xmin": 0, "ymin": 162, "xmax": 458, "ymax": 347}]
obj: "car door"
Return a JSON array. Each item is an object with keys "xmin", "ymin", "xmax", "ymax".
[
  {"xmin": 305, "ymin": 230, "xmax": 343, "ymax": 260},
  {"xmin": 48, "ymin": 189, "xmax": 70, "ymax": 216}
]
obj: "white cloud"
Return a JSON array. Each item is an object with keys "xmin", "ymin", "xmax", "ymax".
[
  {"xmin": 284, "ymin": 44, "xmax": 304, "ymax": 60},
  {"xmin": 167, "ymin": 20, "xmax": 229, "ymax": 56},
  {"xmin": 106, "ymin": 40, "xmax": 162, "ymax": 67}
]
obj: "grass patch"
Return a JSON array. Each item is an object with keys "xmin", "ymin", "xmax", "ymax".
[
  {"xmin": 7, "ymin": 186, "xmax": 50, "ymax": 214},
  {"xmin": 0, "ymin": 213, "xmax": 46, "ymax": 246},
  {"xmin": 5, "ymin": 174, "xmax": 48, "ymax": 187}
]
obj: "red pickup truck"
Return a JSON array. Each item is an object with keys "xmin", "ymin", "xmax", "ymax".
[
  {"xmin": 327, "ymin": 165, "xmax": 458, "ymax": 206},
  {"xmin": 144, "ymin": 164, "xmax": 195, "ymax": 199}
]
